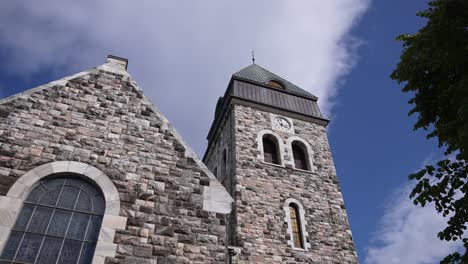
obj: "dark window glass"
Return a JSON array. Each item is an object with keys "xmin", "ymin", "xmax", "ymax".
[
  {"xmin": 292, "ymin": 142, "xmax": 309, "ymax": 171},
  {"xmin": 75, "ymin": 192, "xmax": 92, "ymax": 213},
  {"xmin": 92, "ymin": 195, "xmax": 105, "ymax": 215},
  {"xmin": 67, "ymin": 213, "xmax": 90, "ymax": 240},
  {"xmin": 38, "ymin": 189, "xmax": 61, "ymax": 206},
  {"xmin": 78, "ymin": 242, "xmax": 96, "ymax": 264},
  {"xmin": 289, "ymin": 203, "xmax": 304, "ymax": 248},
  {"xmin": 44, "ymin": 178, "xmax": 65, "ymax": 190},
  {"xmin": 36, "ymin": 236, "xmax": 62, "ymax": 264},
  {"xmin": 58, "ymin": 239, "xmax": 82, "ymax": 263},
  {"xmin": 57, "ymin": 186, "xmax": 79, "ymax": 209},
  {"xmin": 27, "ymin": 206, "xmax": 53, "ymax": 234},
  {"xmin": 85, "ymin": 216, "xmax": 103, "ymax": 242},
  {"xmin": 25, "ymin": 185, "xmax": 46, "ymax": 203},
  {"xmin": 0, "ymin": 176, "xmax": 105, "ymax": 264},
  {"xmin": 15, "ymin": 233, "xmax": 42, "ymax": 263},
  {"xmin": 0, "ymin": 231, "xmax": 22, "ymax": 261},
  {"xmin": 263, "ymin": 135, "xmax": 280, "ymax": 164},
  {"xmin": 13, "ymin": 204, "xmax": 34, "ymax": 231},
  {"xmin": 47, "ymin": 209, "xmax": 72, "ymax": 237}
]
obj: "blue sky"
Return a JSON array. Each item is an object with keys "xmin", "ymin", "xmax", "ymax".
[{"xmin": 0, "ymin": 1, "xmax": 462, "ymax": 263}]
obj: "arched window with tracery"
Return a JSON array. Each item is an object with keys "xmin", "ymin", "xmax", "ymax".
[
  {"xmin": 0, "ymin": 176, "xmax": 105, "ymax": 264},
  {"xmin": 292, "ymin": 141, "xmax": 309, "ymax": 171},
  {"xmin": 289, "ymin": 203, "xmax": 304, "ymax": 249},
  {"xmin": 263, "ymin": 135, "xmax": 280, "ymax": 165}
]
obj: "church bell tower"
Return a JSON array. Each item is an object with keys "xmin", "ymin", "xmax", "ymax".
[{"xmin": 203, "ymin": 64, "xmax": 358, "ymax": 263}]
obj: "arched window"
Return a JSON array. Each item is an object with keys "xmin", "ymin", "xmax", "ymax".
[
  {"xmin": 263, "ymin": 135, "xmax": 280, "ymax": 165},
  {"xmin": 221, "ymin": 149, "xmax": 227, "ymax": 180},
  {"xmin": 284, "ymin": 198, "xmax": 310, "ymax": 250},
  {"xmin": 289, "ymin": 203, "xmax": 304, "ymax": 249},
  {"xmin": 266, "ymin": 80, "xmax": 285, "ymax": 89},
  {"xmin": 292, "ymin": 141, "xmax": 309, "ymax": 171},
  {"xmin": 0, "ymin": 176, "xmax": 105, "ymax": 264}
]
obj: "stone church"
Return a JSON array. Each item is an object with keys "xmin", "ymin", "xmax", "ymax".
[{"xmin": 0, "ymin": 56, "xmax": 357, "ymax": 263}]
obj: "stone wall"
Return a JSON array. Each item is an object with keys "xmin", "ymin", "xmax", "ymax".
[
  {"xmin": 0, "ymin": 64, "xmax": 229, "ymax": 263},
  {"xmin": 203, "ymin": 106, "xmax": 238, "ymax": 247},
  {"xmin": 231, "ymin": 104, "xmax": 357, "ymax": 264}
]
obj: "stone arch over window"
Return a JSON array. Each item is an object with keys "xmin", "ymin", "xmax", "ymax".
[
  {"xmin": 283, "ymin": 198, "xmax": 311, "ymax": 251},
  {"xmin": 0, "ymin": 161, "xmax": 127, "ymax": 264},
  {"xmin": 256, "ymin": 130, "xmax": 285, "ymax": 166},
  {"xmin": 286, "ymin": 136, "xmax": 316, "ymax": 172}
]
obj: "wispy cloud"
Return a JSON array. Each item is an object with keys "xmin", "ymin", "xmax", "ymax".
[
  {"xmin": 0, "ymin": 0, "xmax": 370, "ymax": 154},
  {"xmin": 365, "ymin": 157, "xmax": 464, "ymax": 264}
]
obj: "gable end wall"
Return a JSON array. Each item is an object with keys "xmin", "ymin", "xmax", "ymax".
[{"xmin": 0, "ymin": 62, "xmax": 231, "ymax": 264}]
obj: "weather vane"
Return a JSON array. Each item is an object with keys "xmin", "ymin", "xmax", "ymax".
[{"xmin": 251, "ymin": 50, "xmax": 255, "ymax": 64}]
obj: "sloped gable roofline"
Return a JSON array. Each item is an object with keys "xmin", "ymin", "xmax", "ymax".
[{"xmin": 0, "ymin": 56, "xmax": 233, "ymax": 214}]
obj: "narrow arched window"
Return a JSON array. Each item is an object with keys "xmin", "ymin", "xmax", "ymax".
[
  {"xmin": 292, "ymin": 141, "xmax": 309, "ymax": 170},
  {"xmin": 0, "ymin": 176, "xmax": 105, "ymax": 264},
  {"xmin": 263, "ymin": 135, "xmax": 280, "ymax": 165},
  {"xmin": 289, "ymin": 203, "xmax": 304, "ymax": 249},
  {"xmin": 222, "ymin": 149, "xmax": 227, "ymax": 179}
]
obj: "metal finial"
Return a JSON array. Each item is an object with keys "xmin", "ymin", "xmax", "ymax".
[{"xmin": 251, "ymin": 50, "xmax": 255, "ymax": 64}]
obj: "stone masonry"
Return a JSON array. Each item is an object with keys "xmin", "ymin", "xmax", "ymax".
[
  {"xmin": 204, "ymin": 76, "xmax": 358, "ymax": 263},
  {"xmin": 203, "ymin": 108, "xmax": 238, "ymax": 247},
  {"xmin": 0, "ymin": 57, "xmax": 232, "ymax": 264},
  {"xmin": 236, "ymin": 105, "xmax": 356, "ymax": 263}
]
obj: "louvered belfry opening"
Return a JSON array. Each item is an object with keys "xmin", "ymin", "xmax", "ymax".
[
  {"xmin": 263, "ymin": 135, "xmax": 280, "ymax": 165},
  {"xmin": 0, "ymin": 176, "xmax": 104, "ymax": 264},
  {"xmin": 289, "ymin": 203, "xmax": 304, "ymax": 249},
  {"xmin": 292, "ymin": 141, "xmax": 308, "ymax": 171}
]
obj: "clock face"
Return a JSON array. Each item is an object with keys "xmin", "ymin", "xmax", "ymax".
[{"xmin": 273, "ymin": 117, "xmax": 291, "ymax": 131}]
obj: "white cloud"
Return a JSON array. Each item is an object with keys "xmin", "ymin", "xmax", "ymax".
[
  {"xmin": 0, "ymin": 0, "xmax": 369, "ymax": 155},
  {"xmin": 365, "ymin": 181, "xmax": 464, "ymax": 264}
]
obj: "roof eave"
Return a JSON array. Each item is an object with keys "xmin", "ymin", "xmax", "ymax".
[{"xmin": 231, "ymin": 76, "xmax": 318, "ymax": 101}]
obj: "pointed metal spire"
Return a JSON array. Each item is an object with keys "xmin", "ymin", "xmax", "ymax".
[{"xmin": 251, "ymin": 50, "xmax": 255, "ymax": 64}]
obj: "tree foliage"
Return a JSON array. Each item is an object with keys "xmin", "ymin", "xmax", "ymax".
[{"xmin": 390, "ymin": 0, "xmax": 468, "ymax": 263}]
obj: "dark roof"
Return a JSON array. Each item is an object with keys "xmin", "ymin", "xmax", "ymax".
[{"xmin": 233, "ymin": 64, "xmax": 317, "ymax": 99}]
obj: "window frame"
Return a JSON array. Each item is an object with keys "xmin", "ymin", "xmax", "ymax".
[
  {"xmin": 256, "ymin": 130, "xmax": 285, "ymax": 167},
  {"xmin": 0, "ymin": 176, "xmax": 105, "ymax": 264},
  {"xmin": 283, "ymin": 198, "xmax": 311, "ymax": 251},
  {"xmin": 262, "ymin": 135, "xmax": 281, "ymax": 165},
  {"xmin": 0, "ymin": 161, "xmax": 126, "ymax": 264},
  {"xmin": 289, "ymin": 203, "xmax": 304, "ymax": 248},
  {"xmin": 286, "ymin": 136, "xmax": 316, "ymax": 172},
  {"xmin": 291, "ymin": 141, "xmax": 310, "ymax": 171}
]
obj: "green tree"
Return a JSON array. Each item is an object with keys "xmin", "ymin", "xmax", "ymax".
[{"xmin": 390, "ymin": 0, "xmax": 468, "ymax": 263}]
